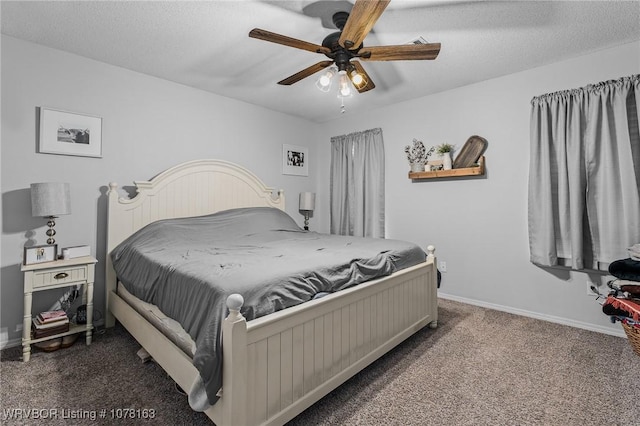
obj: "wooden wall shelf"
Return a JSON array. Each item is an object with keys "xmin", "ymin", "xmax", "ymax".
[{"xmin": 409, "ymin": 156, "xmax": 485, "ymax": 180}]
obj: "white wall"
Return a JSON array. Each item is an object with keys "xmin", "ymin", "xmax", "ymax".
[
  {"xmin": 314, "ymin": 41, "xmax": 640, "ymax": 337},
  {"xmin": 0, "ymin": 36, "xmax": 319, "ymax": 346}
]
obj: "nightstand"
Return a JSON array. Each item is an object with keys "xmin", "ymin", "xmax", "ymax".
[{"xmin": 21, "ymin": 255, "xmax": 97, "ymax": 362}]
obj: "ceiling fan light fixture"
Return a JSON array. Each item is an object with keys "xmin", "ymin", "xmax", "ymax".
[
  {"xmin": 316, "ymin": 76, "xmax": 332, "ymax": 92},
  {"xmin": 337, "ymin": 71, "xmax": 352, "ymax": 98},
  {"xmin": 348, "ymin": 69, "xmax": 367, "ymax": 89},
  {"xmin": 316, "ymin": 66, "xmax": 337, "ymax": 92}
]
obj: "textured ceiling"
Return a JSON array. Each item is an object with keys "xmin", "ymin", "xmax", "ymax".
[{"xmin": 2, "ymin": 1, "xmax": 639, "ymax": 123}]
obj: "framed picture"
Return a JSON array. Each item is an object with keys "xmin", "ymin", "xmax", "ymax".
[
  {"xmin": 427, "ymin": 159, "xmax": 444, "ymax": 171},
  {"xmin": 24, "ymin": 244, "xmax": 58, "ymax": 265},
  {"xmin": 38, "ymin": 107, "xmax": 102, "ymax": 158},
  {"xmin": 282, "ymin": 144, "xmax": 309, "ymax": 176}
]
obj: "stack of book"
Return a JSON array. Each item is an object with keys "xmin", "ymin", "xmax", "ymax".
[{"xmin": 32, "ymin": 310, "xmax": 69, "ymax": 339}]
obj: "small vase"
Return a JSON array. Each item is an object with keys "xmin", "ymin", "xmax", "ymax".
[
  {"xmin": 410, "ymin": 162, "xmax": 425, "ymax": 173},
  {"xmin": 442, "ymin": 152, "xmax": 452, "ymax": 170}
]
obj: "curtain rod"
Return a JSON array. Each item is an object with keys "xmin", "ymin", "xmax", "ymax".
[{"xmin": 531, "ymin": 74, "xmax": 639, "ymax": 104}]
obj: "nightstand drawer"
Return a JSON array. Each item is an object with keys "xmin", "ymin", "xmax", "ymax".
[{"xmin": 31, "ymin": 265, "xmax": 88, "ymax": 289}]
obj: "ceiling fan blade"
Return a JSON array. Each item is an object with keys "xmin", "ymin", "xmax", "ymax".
[
  {"xmin": 360, "ymin": 43, "xmax": 441, "ymax": 61},
  {"xmin": 339, "ymin": 0, "xmax": 390, "ymax": 50},
  {"xmin": 278, "ymin": 61, "xmax": 334, "ymax": 85},
  {"xmin": 350, "ymin": 61, "xmax": 375, "ymax": 93},
  {"xmin": 249, "ymin": 28, "xmax": 331, "ymax": 55}
]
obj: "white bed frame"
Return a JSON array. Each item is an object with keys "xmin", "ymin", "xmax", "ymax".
[{"xmin": 105, "ymin": 159, "xmax": 438, "ymax": 426}]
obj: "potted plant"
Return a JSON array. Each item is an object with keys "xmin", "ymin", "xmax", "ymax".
[
  {"xmin": 405, "ymin": 139, "xmax": 435, "ymax": 172},
  {"xmin": 436, "ymin": 143, "xmax": 455, "ymax": 170}
]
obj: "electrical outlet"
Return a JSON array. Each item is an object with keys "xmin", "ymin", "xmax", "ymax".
[
  {"xmin": 438, "ymin": 261, "xmax": 447, "ymax": 272},
  {"xmin": 15, "ymin": 324, "xmax": 23, "ymax": 332},
  {"xmin": 587, "ymin": 281, "xmax": 599, "ymax": 296}
]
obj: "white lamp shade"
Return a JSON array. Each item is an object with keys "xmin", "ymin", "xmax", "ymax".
[
  {"xmin": 31, "ymin": 182, "xmax": 71, "ymax": 217},
  {"xmin": 299, "ymin": 192, "xmax": 316, "ymax": 211}
]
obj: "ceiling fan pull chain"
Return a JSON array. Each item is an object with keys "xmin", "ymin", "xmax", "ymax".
[{"xmin": 340, "ymin": 97, "xmax": 346, "ymax": 114}]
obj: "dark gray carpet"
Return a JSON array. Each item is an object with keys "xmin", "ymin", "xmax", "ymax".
[{"xmin": 2, "ymin": 299, "xmax": 638, "ymax": 425}]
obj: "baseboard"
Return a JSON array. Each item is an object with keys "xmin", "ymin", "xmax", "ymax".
[
  {"xmin": 0, "ymin": 337, "xmax": 21, "ymax": 350},
  {"xmin": 437, "ymin": 292, "xmax": 627, "ymax": 338},
  {"xmin": 0, "ymin": 319, "xmax": 106, "ymax": 350}
]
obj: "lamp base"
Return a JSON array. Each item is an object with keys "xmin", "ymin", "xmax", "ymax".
[{"xmin": 45, "ymin": 216, "xmax": 57, "ymax": 245}]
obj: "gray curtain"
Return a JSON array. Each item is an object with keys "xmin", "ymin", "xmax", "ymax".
[
  {"xmin": 529, "ymin": 75, "xmax": 640, "ymax": 270},
  {"xmin": 330, "ymin": 128, "xmax": 385, "ymax": 237}
]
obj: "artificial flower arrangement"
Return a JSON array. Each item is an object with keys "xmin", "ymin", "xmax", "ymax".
[
  {"xmin": 435, "ymin": 143, "xmax": 455, "ymax": 170},
  {"xmin": 435, "ymin": 143, "xmax": 455, "ymax": 154},
  {"xmin": 405, "ymin": 139, "xmax": 435, "ymax": 166}
]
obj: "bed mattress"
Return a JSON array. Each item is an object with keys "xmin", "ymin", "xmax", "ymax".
[{"xmin": 117, "ymin": 283, "xmax": 196, "ymax": 357}]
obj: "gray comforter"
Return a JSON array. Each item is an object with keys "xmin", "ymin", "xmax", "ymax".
[{"xmin": 111, "ymin": 207, "xmax": 425, "ymax": 408}]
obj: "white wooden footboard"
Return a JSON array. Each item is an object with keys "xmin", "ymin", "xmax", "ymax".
[{"xmin": 214, "ymin": 253, "xmax": 437, "ymax": 426}]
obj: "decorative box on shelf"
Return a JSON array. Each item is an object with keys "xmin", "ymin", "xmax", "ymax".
[
  {"xmin": 61, "ymin": 245, "xmax": 91, "ymax": 259},
  {"xmin": 409, "ymin": 156, "xmax": 486, "ymax": 180}
]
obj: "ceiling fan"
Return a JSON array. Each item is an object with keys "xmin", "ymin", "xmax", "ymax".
[{"xmin": 249, "ymin": 0, "xmax": 441, "ymax": 94}]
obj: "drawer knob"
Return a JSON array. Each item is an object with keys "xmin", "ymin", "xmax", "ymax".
[{"xmin": 54, "ymin": 272, "xmax": 69, "ymax": 280}]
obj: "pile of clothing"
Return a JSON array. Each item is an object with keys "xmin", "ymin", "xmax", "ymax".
[
  {"xmin": 602, "ymin": 247, "xmax": 640, "ymax": 355},
  {"xmin": 627, "ymin": 243, "xmax": 640, "ymax": 261}
]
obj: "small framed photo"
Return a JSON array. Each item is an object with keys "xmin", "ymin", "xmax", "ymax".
[
  {"xmin": 38, "ymin": 107, "xmax": 102, "ymax": 158},
  {"xmin": 427, "ymin": 159, "xmax": 444, "ymax": 171},
  {"xmin": 282, "ymin": 144, "xmax": 309, "ymax": 176},
  {"xmin": 24, "ymin": 244, "xmax": 58, "ymax": 265}
]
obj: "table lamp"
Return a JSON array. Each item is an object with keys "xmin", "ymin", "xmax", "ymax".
[
  {"xmin": 299, "ymin": 192, "xmax": 316, "ymax": 231},
  {"xmin": 31, "ymin": 182, "xmax": 71, "ymax": 245}
]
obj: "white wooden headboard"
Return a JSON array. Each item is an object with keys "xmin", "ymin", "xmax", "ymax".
[{"xmin": 105, "ymin": 159, "xmax": 285, "ymax": 327}]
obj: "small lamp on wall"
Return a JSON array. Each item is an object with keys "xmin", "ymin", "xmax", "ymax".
[
  {"xmin": 31, "ymin": 182, "xmax": 71, "ymax": 245},
  {"xmin": 299, "ymin": 192, "xmax": 316, "ymax": 231}
]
